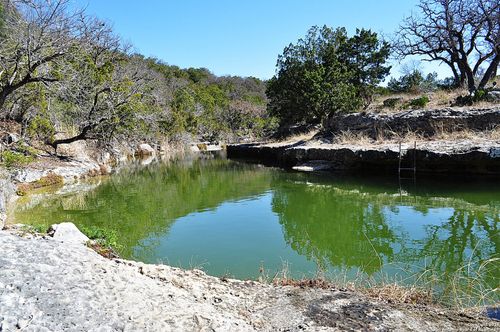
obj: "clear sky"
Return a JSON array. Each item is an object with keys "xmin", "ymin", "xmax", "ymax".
[{"xmin": 75, "ymin": 0, "xmax": 450, "ymax": 80}]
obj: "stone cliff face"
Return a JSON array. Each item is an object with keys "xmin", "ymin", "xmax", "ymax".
[
  {"xmin": 324, "ymin": 107, "xmax": 500, "ymax": 139},
  {"xmin": 228, "ymin": 140, "xmax": 500, "ymax": 175},
  {"xmin": 228, "ymin": 107, "xmax": 500, "ymax": 175}
]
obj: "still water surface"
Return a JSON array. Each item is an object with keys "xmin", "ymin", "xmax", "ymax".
[{"xmin": 13, "ymin": 154, "xmax": 499, "ymax": 291}]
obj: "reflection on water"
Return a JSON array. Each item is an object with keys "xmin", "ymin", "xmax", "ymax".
[{"xmin": 12, "ymin": 154, "xmax": 500, "ymax": 295}]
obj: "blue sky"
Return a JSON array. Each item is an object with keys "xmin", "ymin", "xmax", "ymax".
[{"xmin": 75, "ymin": 0, "xmax": 450, "ymax": 80}]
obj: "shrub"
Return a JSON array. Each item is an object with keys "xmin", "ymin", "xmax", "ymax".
[
  {"xmin": 15, "ymin": 142, "xmax": 38, "ymax": 157},
  {"xmin": 455, "ymin": 90, "xmax": 489, "ymax": 106},
  {"xmin": 80, "ymin": 225, "xmax": 120, "ymax": 249},
  {"xmin": 382, "ymin": 97, "xmax": 402, "ymax": 109},
  {"xmin": 388, "ymin": 69, "xmax": 444, "ymax": 94},
  {"xmin": 405, "ymin": 96, "xmax": 430, "ymax": 109},
  {"xmin": 0, "ymin": 150, "xmax": 34, "ymax": 168}
]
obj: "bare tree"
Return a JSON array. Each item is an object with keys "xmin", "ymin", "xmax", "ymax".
[
  {"xmin": 395, "ymin": 0, "xmax": 500, "ymax": 92},
  {"xmin": 0, "ymin": 0, "xmax": 84, "ymax": 112}
]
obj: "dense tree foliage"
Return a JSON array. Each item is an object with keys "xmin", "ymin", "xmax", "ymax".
[
  {"xmin": 266, "ymin": 26, "xmax": 390, "ymax": 126},
  {"xmin": 0, "ymin": 0, "xmax": 275, "ymax": 150},
  {"xmin": 395, "ymin": 0, "xmax": 500, "ymax": 92},
  {"xmin": 386, "ymin": 70, "xmax": 456, "ymax": 93}
]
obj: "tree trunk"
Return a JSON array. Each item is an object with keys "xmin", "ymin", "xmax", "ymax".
[
  {"xmin": 0, "ymin": 86, "xmax": 12, "ymax": 113},
  {"xmin": 478, "ymin": 54, "xmax": 500, "ymax": 90},
  {"xmin": 465, "ymin": 68, "xmax": 476, "ymax": 93},
  {"xmin": 49, "ymin": 132, "xmax": 87, "ymax": 151},
  {"xmin": 450, "ymin": 65, "xmax": 461, "ymax": 88}
]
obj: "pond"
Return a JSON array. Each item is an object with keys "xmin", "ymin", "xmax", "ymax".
[{"xmin": 12, "ymin": 153, "xmax": 499, "ymax": 302}]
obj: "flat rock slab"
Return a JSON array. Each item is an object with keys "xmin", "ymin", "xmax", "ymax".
[
  {"xmin": 0, "ymin": 231, "xmax": 498, "ymax": 331},
  {"xmin": 293, "ymin": 160, "xmax": 334, "ymax": 172}
]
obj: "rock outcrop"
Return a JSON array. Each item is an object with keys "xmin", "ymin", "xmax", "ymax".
[
  {"xmin": 0, "ymin": 227, "xmax": 497, "ymax": 331},
  {"xmin": 136, "ymin": 143, "xmax": 155, "ymax": 157},
  {"xmin": 324, "ymin": 107, "xmax": 500, "ymax": 139},
  {"xmin": 48, "ymin": 222, "xmax": 90, "ymax": 244},
  {"xmin": 228, "ymin": 140, "xmax": 500, "ymax": 175}
]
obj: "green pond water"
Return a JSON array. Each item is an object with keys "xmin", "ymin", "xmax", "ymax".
[{"xmin": 12, "ymin": 154, "xmax": 499, "ymax": 297}]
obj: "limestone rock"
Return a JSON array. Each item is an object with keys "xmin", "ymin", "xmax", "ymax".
[
  {"xmin": 1, "ymin": 133, "xmax": 19, "ymax": 145},
  {"xmin": 324, "ymin": 107, "xmax": 500, "ymax": 139},
  {"xmin": 0, "ymin": 173, "xmax": 15, "ymax": 229},
  {"xmin": 0, "ymin": 231, "xmax": 497, "ymax": 331},
  {"xmin": 49, "ymin": 222, "xmax": 89, "ymax": 244},
  {"xmin": 487, "ymin": 91, "xmax": 500, "ymax": 102},
  {"xmin": 136, "ymin": 143, "xmax": 155, "ymax": 157}
]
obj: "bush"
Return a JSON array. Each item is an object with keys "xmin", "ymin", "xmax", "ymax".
[
  {"xmin": 405, "ymin": 96, "xmax": 430, "ymax": 109},
  {"xmin": 80, "ymin": 225, "xmax": 120, "ymax": 249},
  {"xmin": 0, "ymin": 150, "xmax": 34, "ymax": 168},
  {"xmin": 455, "ymin": 90, "xmax": 489, "ymax": 106},
  {"xmin": 382, "ymin": 97, "xmax": 402, "ymax": 108},
  {"xmin": 388, "ymin": 70, "xmax": 440, "ymax": 94}
]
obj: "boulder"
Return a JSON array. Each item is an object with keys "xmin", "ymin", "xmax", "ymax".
[
  {"xmin": 1, "ymin": 133, "xmax": 19, "ymax": 145},
  {"xmin": 48, "ymin": 222, "xmax": 89, "ymax": 244},
  {"xmin": 135, "ymin": 143, "xmax": 155, "ymax": 157}
]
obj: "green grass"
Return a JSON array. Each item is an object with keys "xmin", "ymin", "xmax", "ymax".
[{"xmin": 80, "ymin": 225, "xmax": 121, "ymax": 250}]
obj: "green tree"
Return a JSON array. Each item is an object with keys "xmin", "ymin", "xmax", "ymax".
[{"xmin": 266, "ymin": 26, "xmax": 390, "ymax": 126}]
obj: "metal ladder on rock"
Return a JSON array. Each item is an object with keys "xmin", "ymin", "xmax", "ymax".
[{"xmin": 398, "ymin": 141, "xmax": 417, "ymax": 179}]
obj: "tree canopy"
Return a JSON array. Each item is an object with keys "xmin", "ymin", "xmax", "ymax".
[
  {"xmin": 0, "ymin": 0, "xmax": 275, "ymax": 150},
  {"xmin": 266, "ymin": 26, "xmax": 390, "ymax": 126}
]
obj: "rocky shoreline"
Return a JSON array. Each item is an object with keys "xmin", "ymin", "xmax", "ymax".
[
  {"xmin": 227, "ymin": 139, "xmax": 500, "ymax": 175},
  {"xmin": 1, "ymin": 224, "xmax": 498, "ymax": 331},
  {"xmin": 0, "ymin": 140, "xmax": 167, "ymax": 229},
  {"xmin": 228, "ymin": 107, "xmax": 500, "ymax": 175}
]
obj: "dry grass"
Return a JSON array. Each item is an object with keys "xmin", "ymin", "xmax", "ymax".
[
  {"xmin": 431, "ymin": 126, "xmax": 500, "ymax": 141},
  {"xmin": 327, "ymin": 125, "xmax": 500, "ymax": 148},
  {"xmin": 369, "ymin": 88, "xmax": 499, "ymax": 114},
  {"xmin": 332, "ymin": 130, "xmax": 375, "ymax": 146},
  {"xmin": 86, "ymin": 241, "xmax": 120, "ymax": 259},
  {"xmin": 260, "ymin": 254, "xmax": 499, "ymax": 310},
  {"xmin": 277, "ymin": 129, "xmax": 319, "ymax": 144},
  {"xmin": 361, "ymin": 283, "xmax": 433, "ymax": 305}
]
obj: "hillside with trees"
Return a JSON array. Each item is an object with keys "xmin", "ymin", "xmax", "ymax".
[
  {"xmin": 0, "ymin": 0, "xmax": 275, "ymax": 157},
  {"xmin": 0, "ymin": 0, "xmax": 499, "ymax": 162}
]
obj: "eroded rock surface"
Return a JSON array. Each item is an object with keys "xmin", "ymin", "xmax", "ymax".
[
  {"xmin": 228, "ymin": 139, "xmax": 500, "ymax": 175},
  {"xmin": 0, "ymin": 229, "xmax": 497, "ymax": 331},
  {"xmin": 325, "ymin": 107, "xmax": 500, "ymax": 139}
]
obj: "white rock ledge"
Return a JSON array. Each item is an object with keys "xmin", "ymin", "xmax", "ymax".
[{"xmin": 0, "ymin": 225, "xmax": 497, "ymax": 331}]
